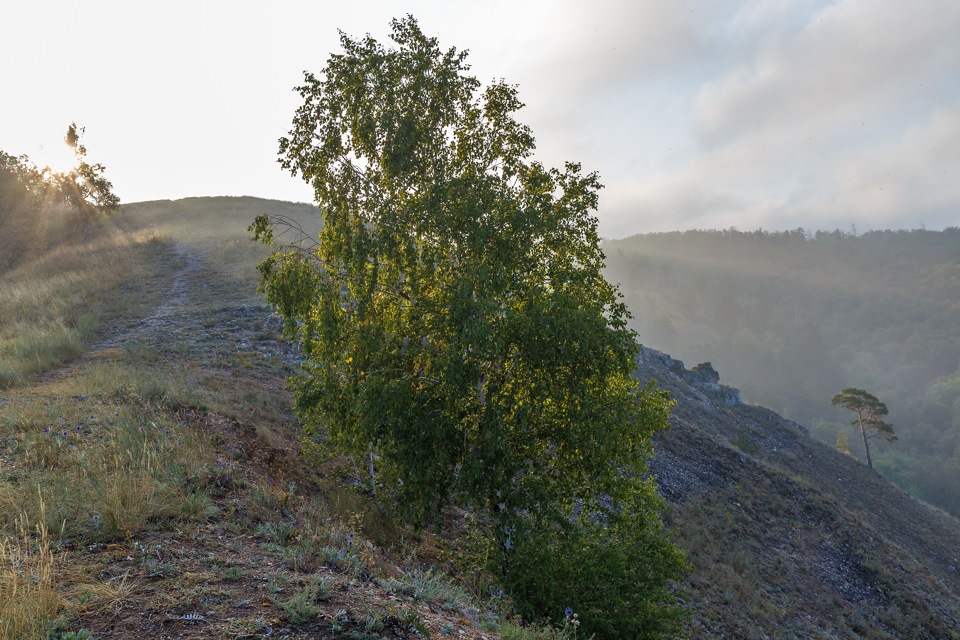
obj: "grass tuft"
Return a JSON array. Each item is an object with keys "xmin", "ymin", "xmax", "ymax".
[{"xmin": 0, "ymin": 507, "xmax": 61, "ymax": 640}]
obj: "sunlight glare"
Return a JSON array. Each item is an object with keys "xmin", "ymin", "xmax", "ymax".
[{"xmin": 33, "ymin": 135, "xmax": 77, "ymax": 175}]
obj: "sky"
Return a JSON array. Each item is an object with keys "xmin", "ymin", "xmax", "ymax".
[{"xmin": 2, "ymin": 0, "xmax": 958, "ymax": 238}]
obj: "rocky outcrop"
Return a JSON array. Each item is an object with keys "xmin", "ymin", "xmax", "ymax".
[{"xmin": 637, "ymin": 347, "xmax": 741, "ymax": 407}]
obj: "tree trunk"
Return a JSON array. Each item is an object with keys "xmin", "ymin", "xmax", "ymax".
[
  {"xmin": 368, "ymin": 443, "xmax": 377, "ymax": 496},
  {"xmin": 856, "ymin": 411, "xmax": 873, "ymax": 468}
]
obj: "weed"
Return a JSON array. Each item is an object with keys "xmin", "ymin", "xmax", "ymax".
[
  {"xmin": 320, "ymin": 544, "xmax": 367, "ymax": 577},
  {"xmin": 221, "ymin": 566, "xmax": 244, "ymax": 582},
  {"xmin": 499, "ymin": 619, "xmax": 578, "ymax": 640},
  {"xmin": 54, "ymin": 631, "xmax": 96, "ymax": 640},
  {"xmin": 361, "ymin": 614, "xmax": 385, "ymax": 633},
  {"xmin": 272, "ymin": 576, "xmax": 329, "ymax": 624},
  {"xmin": 400, "ymin": 609, "xmax": 431, "ymax": 637},
  {"xmin": 255, "ymin": 520, "xmax": 298, "ymax": 545},
  {"xmin": 267, "ymin": 569, "xmax": 290, "ymax": 593},
  {"xmin": 384, "ymin": 565, "xmax": 469, "ymax": 610},
  {"xmin": 732, "ymin": 427, "xmax": 759, "ymax": 455},
  {"xmin": 280, "ymin": 537, "xmax": 320, "ymax": 573}
]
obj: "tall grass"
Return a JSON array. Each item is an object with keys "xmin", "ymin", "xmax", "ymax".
[
  {"xmin": 0, "ymin": 410, "xmax": 212, "ymax": 540},
  {"xmin": 0, "ymin": 508, "xmax": 60, "ymax": 640},
  {"xmin": 0, "ymin": 227, "xmax": 173, "ymax": 387}
]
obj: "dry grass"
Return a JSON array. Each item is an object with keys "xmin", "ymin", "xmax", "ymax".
[
  {"xmin": 0, "ymin": 385, "xmax": 213, "ymax": 541},
  {"xmin": 70, "ymin": 570, "xmax": 141, "ymax": 618},
  {"xmin": 0, "ymin": 507, "xmax": 61, "ymax": 640},
  {"xmin": 0, "ymin": 227, "xmax": 174, "ymax": 387}
]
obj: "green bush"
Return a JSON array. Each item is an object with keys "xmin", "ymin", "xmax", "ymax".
[{"xmin": 500, "ymin": 492, "xmax": 687, "ymax": 639}]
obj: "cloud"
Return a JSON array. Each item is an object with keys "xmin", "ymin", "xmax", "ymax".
[
  {"xmin": 5, "ymin": 1, "xmax": 957, "ymax": 234},
  {"xmin": 600, "ymin": 0, "xmax": 960, "ymax": 235},
  {"xmin": 807, "ymin": 104, "xmax": 960, "ymax": 228},
  {"xmin": 694, "ymin": 0, "xmax": 960, "ymax": 149}
]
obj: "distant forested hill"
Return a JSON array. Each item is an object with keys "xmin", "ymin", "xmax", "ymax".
[{"xmin": 604, "ymin": 227, "xmax": 960, "ymax": 516}]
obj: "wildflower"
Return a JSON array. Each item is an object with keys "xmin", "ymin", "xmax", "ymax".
[
  {"xmin": 503, "ymin": 539, "xmax": 513, "ymax": 550},
  {"xmin": 565, "ymin": 607, "xmax": 573, "ymax": 618}
]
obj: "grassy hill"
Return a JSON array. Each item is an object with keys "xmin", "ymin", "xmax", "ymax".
[
  {"xmin": 2, "ymin": 199, "xmax": 959, "ymax": 638},
  {"xmin": 1, "ymin": 198, "xmax": 502, "ymax": 639}
]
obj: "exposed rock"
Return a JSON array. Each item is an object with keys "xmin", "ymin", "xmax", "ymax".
[{"xmin": 636, "ymin": 348, "xmax": 742, "ymax": 407}]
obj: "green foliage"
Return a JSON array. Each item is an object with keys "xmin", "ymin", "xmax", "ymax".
[
  {"xmin": 732, "ymin": 427, "xmax": 758, "ymax": 455},
  {"xmin": 835, "ymin": 428, "xmax": 851, "ymax": 455},
  {"xmin": 501, "ymin": 477, "xmax": 687, "ymax": 639},
  {"xmin": 0, "ymin": 151, "xmax": 50, "ymax": 273},
  {"xmin": 253, "ymin": 15, "xmax": 684, "ymax": 636},
  {"xmin": 832, "ymin": 387, "xmax": 896, "ymax": 469},
  {"xmin": 55, "ymin": 123, "xmax": 119, "ymax": 241}
]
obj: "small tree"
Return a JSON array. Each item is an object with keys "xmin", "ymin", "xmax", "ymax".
[
  {"xmin": 253, "ymin": 16, "xmax": 685, "ymax": 637},
  {"xmin": 56, "ymin": 123, "xmax": 119, "ymax": 240},
  {"xmin": 835, "ymin": 428, "xmax": 851, "ymax": 456},
  {"xmin": 831, "ymin": 387, "xmax": 897, "ymax": 468}
]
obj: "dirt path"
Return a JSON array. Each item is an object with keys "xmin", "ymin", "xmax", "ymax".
[
  {"xmin": 24, "ymin": 241, "xmax": 489, "ymax": 640},
  {"xmin": 36, "ymin": 241, "xmax": 298, "ymax": 387}
]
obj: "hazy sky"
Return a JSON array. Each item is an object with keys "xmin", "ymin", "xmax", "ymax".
[{"xmin": 3, "ymin": 1, "xmax": 958, "ymax": 237}]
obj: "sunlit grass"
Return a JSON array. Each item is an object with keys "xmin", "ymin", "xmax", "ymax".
[
  {"xmin": 119, "ymin": 196, "xmax": 322, "ymax": 289},
  {"xmin": 0, "ymin": 228, "xmax": 174, "ymax": 387}
]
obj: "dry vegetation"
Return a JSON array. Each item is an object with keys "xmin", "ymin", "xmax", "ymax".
[
  {"xmin": 0, "ymin": 228, "xmax": 174, "ymax": 388},
  {"xmin": 0, "ymin": 198, "xmax": 571, "ymax": 640}
]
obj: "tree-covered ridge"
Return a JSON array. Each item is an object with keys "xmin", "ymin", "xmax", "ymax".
[{"xmin": 604, "ymin": 227, "xmax": 960, "ymax": 515}]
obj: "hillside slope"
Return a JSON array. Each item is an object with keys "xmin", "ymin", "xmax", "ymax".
[
  {"xmin": 637, "ymin": 349, "xmax": 960, "ymax": 638},
  {"xmin": 3, "ymin": 198, "xmax": 959, "ymax": 639},
  {"xmin": 604, "ymin": 228, "xmax": 960, "ymax": 518},
  {"xmin": 1, "ymin": 199, "xmax": 499, "ymax": 639}
]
